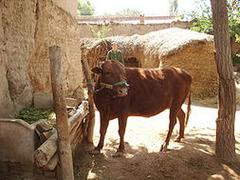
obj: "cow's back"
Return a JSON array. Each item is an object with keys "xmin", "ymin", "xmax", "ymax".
[{"xmin": 126, "ymin": 67, "xmax": 192, "ymax": 117}]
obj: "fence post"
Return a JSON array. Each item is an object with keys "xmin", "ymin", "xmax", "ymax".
[
  {"xmin": 49, "ymin": 46, "xmax": 74, "ymax": 180},
  {"xmin": 81, "ymin": 57, "xmax": 95, "ymax": 144}
]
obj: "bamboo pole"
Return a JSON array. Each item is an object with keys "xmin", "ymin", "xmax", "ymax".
[
  {"xmin": 49, "ymin": 46, "xmax": 74, "ymax": 180},
  {"xmin": 81, "ymin": 54, "xmax": 95, "ymax": 144}
]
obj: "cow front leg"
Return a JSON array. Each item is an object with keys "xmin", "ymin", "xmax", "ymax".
[
  {"xmin": 160, "ymin": 108, "xmax": 178, "ymax": 152},
  {"xmin": 90, "ymin": 114, "xmax": 109, "ymax": 155},
  {"xmin": 113, "ymin": 116, "xmax": 128, "ymax": 157}
]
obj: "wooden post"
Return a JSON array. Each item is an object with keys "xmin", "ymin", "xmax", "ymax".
[
  {"xmin": 210, "ymin": 0, "xmax": 236, "ymax": 162},
  {"xmin": 81, "ymin": 56, "xmax": 95, "ymax": 144},
  {"xmin": 49, "ymin": 46, "xmax": 74, "ymax": 180}
]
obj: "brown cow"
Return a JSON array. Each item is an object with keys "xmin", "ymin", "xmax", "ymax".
[{"xmin": 91, "ymin": 60, "xmax": 192, "ymax": 156}]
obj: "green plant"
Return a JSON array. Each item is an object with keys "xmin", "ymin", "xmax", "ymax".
[
  {"xmin": 16, "ymin": 107, "xmax": 54, "ymax": 124},
  {"xmin": 191, "ymin": 17, "xmax": 213, "ymax": 34},
  {"xmin": 77, "ymin": 0, "xmax": 94, "ymax": 16},
  {"xmin": 228, "ymin": 8, "xmax": 240, "ymax": 42},
  {"xmin": 89, "ymin": 24, "xmax": 111, "ymax": 39},
  {"xmin": 184, "ymin": 0, "xmax": 240, "ymax": 42},
  {"xmin": 233, "ymin": 54, "xmax": 240, "ymax": 65}
]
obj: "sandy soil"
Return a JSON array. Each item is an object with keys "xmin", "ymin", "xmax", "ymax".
[{"xmin": 74, "ymin": 104, "xmax": 240, "ymax": 180}]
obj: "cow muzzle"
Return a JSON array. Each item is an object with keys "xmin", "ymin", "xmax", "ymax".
[
  {"xmin": 115, "ymin": 86, "xmax": 128, "ymax": 97},
  {"xmin": 98, "ymin": 80, "xmax": 129, "ymax": 97}
]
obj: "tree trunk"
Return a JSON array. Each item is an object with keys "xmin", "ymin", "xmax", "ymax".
[
  {"xmin": 49, "ymin": 46, "xmax": 74, "ymax": 180},
  {"xmin": 210, "ymin": 0, "xmax": 236, "ymax": 162}
]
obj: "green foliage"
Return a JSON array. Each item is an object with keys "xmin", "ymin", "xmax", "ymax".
[
  {"xmin": 115, "ymin": 8, "xmax": 142, "ymax": 16},
  {"xmin": 228, "ymin": 7, "xmax": 240, "ymax": 42},
  {"xmin": 77, "ymin": 0, "xmax": 94, "ymax": 16},
  {"xmin": 185, "ymin": 0, "xmax": 240, "ymax": 42},
  {"xmin": 233, "ymin": 54, "xmax": 240, "ymax": 64},
  {"xmin": 89, "ymin": 24, "xmax": 111, "ymax": 39},
  {"xmin": 191, "ymin": 17, "xmax": 213, "ymax": 34},
  {"xmin": 16, "ymin": 107, "xmax": 54, "ymax": 124},
  {"xmin": 185, "ymin": 0, "xmax": 212, "ymax": 34}
]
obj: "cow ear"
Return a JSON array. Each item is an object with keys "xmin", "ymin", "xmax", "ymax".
[{"xmin": 91, "ymin": 67, "xmax": 102, "ymax": 74}]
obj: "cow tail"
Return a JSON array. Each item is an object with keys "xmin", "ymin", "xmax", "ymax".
[{"xmin": 185, "ymin": 90, "xmax": 191, "ymax": 127}]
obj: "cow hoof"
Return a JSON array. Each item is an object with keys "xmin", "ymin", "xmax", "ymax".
[
  {"xmin": 89, "ymin": 148, "xmax": 101, "ymax": 155},
  {"xmin": 112, "ymin": 151, "xmax": 124, "ymax": 158},
  {"xmin": 160, "ymin": 143, "xmax": 168, "ymax": 152},
  {"xmin": 174, "ymin": 138, "xmax": 181, "ymax": 142},
  {"xmin": 175, "ymin": 136, "xmax": 184, "ymax": 142},
  {"xmin": 85, "ymin": 143, "xmax": 95, "ymax": 151}
]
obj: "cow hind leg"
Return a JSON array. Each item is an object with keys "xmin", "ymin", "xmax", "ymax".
[
  {"xmin": 160, "ymin": 103, "xmax": 180, "ymax": 152},
  {"xmin": 175, "ymin": 108, "xmax": 185, "ymax": 142}
]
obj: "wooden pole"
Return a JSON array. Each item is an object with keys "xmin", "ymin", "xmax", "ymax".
[
  {"xmin": 210, "ymin": 0, "xmax": 236, "ymax": 162},
  {"xmin": 49, "ymin": 46, "xmax": 74, "ymax": 180},
  {"xmin": 81, "ymin": 55, "xmax": 95, "ymax": 144}
]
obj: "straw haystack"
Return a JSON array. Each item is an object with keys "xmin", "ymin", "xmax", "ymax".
[{"xmin": 81, "ymin": 28, "xmax": 218, "ymax": 100}]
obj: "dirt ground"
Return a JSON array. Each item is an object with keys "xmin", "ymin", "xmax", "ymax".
[{"xmin": 74, "ymin": 104, "xmax": 240, "ymax": 180}]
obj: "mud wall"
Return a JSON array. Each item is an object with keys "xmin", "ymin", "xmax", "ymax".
[
  {"xmin": 52, "ymin": 0, "xmax": 78, "ymax": 18},
  {"xmin": 0, "ymin": 0, "xmax": 83, "ymax": 117},
  {"xmin": 77, "ymin": 21, "xmax": 190, "ymax": 38}
]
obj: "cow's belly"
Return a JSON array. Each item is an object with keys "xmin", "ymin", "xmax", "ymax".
[
  {"xmin": 130, "ymin": 104, "xmax": 171, "ymax": 117},
  {"xmin": 129, "ymin": 94, "xmax": 172, "ymax": 117}
]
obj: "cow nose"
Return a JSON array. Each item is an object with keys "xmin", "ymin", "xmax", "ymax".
[{"xmin": 118, "ymin": 88, "xmax": 127, "ymax": 95}]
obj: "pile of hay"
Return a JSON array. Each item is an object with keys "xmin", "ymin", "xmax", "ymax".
[{"xmin": 80, "ymin": 28, "xmax": 218, "ymax": 100}]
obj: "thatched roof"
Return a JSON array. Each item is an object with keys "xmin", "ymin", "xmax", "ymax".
[
  {"xmin": 140, "ymin": 28, "xmax": 213, "ymax": 57},
  {"xmin": 81, "ymin": 28, "xmax": 213, "ymax": 67}
]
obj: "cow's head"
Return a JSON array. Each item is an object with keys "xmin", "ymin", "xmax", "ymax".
[{"xmin": 91, "ymin": 60, "xmax": 129, "ymax": 97}]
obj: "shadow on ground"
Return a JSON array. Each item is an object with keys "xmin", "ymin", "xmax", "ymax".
[{"xmin": 74, "ymin": 130, "xmax": 240, "ymax": 180}]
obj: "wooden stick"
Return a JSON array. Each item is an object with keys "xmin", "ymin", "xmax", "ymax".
[
  {"xmin": 43, "ymin": 153, "xmax": 58, "ymax": 171},
  {"xmin": 49, "ymin": 46, "xmax": 74, "ymax": 180},
  {"xmin": 68, "ymin": 101, "xmax": 89, "ymax": 127},
  {"xmin": 69, "ymin": 119, "xmax": 82, "ymax": 145},
  {"xmin": 34, "ymin": 131, "xmax": 57, "ymax": 168},
  {"xmin": 71, "ymin": 128, "xmax": 84, "ymax": 151},
  {"xmin": 71, "ymin": 126, "xmax": 84, "ymax": 151},
  {"xmin": 81, "ymin": 58, "xmax": 95, "ymax": 143}
]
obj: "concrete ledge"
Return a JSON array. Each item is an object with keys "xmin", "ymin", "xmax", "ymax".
[{"xmin": 0, "ymin": 119, "xmax": 37, "ymax": 164}]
